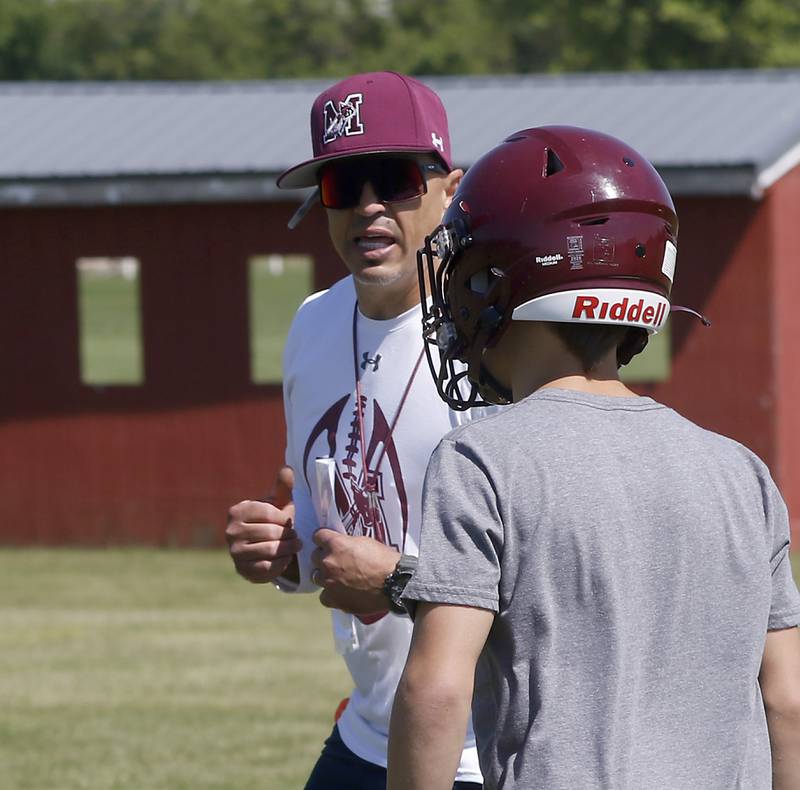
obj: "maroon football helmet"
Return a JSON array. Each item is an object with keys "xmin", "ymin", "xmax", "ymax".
[{"xmin": 418, "ymin": 125, "xmax": 706, "ymax": 409}]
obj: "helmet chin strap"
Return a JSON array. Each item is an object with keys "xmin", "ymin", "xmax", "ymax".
[
  {"xmin": 617, "ymin": 305, "xmax": 710, "ymax": 367},
  {"xmin": 671, "ymin": 304, "xmax": 712, "ymax": 326},
  {"xmin": 477, "ymin": 363, "xmax": 512, "ymax": 405},
  {"xmin": 617, "ymin": 328, "xmax": 649, "ymax": 368},
  {"xmin": 466, "ymin": 306, "xmax": 513, "ymax": 406}
]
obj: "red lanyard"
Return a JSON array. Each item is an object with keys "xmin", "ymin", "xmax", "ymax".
[{"xmin": 351, "ymin": 301, "xmax": 425, "ymax": 542}]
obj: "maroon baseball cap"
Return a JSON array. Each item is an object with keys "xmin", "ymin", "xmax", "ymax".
[{"xmin": 277, "ymin": 71, "xmax": 453, "ymax": 189}]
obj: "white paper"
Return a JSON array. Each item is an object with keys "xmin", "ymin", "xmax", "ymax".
[{"xmin": 314, "ymin": 457, "xmax": 346, "ymax": 533}]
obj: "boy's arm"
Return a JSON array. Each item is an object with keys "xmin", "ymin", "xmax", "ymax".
[
  {"xmin": 760, "ymin": 626, "xmax": 800, "ymax": 789},
  {"xmin": 388, "ymin": 601, "xmax": 494, "ymax": 790}
]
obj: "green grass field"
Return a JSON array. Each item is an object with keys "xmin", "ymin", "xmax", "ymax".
[
  {"xmin": 78, "ymin": 266, "xmax": 144, "ymax": 385},
  {"xmin": 0, "ymin": 550, "xmax": 349, "ymax": 789},
  {"xmin": 249, "ymin": 256, "xmax": 312, "ymax": 384},
  {"xmin": 2, "ymin": 550, "xmax": 797, "ymax": 789},
  {"xmin": 78, "ymin": 256, "xmax": 312, "ymax": 386}
]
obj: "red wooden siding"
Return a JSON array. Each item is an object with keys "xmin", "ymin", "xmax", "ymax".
[
  {"xmin": 0, "ymin": 201, "xmax": 341, "ymax": 544},
  {"xmin": 0, "ymin": 186, "xmax": 796, "ymax": 546},
  {"xmin": 770, "ymin": 165, "xmax": 800, "ymax": 541}
]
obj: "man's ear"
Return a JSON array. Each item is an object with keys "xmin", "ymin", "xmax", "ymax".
[{"xmin": 443, "ymin": 168, "xmax": 464, "ymax": 209}]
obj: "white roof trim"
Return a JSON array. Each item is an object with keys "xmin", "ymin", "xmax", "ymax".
[
  {"xmin": 754, "ymin": 139, "xmax": 800, "ymax": 197},
  {"xmin": 0, "ymin": 174, "xmax": 313, "ymax": 207},
  {"xmin": 0, "ymin": 165, "xmax": 761, "ymax": 207}
]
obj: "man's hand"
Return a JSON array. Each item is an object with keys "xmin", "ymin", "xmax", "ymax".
[
  {"xmin": 226, "ymin": 497, "xmax": 301, "ymax": 584},
  {"xmin": 311, "ymin": 529, "xmax": 400, "ymax": 615}
]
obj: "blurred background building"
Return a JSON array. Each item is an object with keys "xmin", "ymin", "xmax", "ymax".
[{"xmin": 1, "ymin": 71, "xmax": 799, "ymax": 545}]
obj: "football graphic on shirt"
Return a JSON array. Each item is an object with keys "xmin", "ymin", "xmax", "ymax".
[{"xmin": 301, "ymin": 393, "xmax": 407, "ymax": 553}]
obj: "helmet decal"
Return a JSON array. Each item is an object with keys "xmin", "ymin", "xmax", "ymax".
[
  {"xmin": 567, "ymin": 235, "xmax": 585, "ymax": 270},
  {"xmin": 662, "ymin": 240, "xmax": 677, "ymax": 283},
  {"xmin": 512, "ymin": 289, "xmax": 670, "ymax": 330}
]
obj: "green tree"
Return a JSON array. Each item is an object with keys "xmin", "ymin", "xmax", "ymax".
[
  {"xmin": 0, "ymin": 0, "xmax": 798, "ymax": 80},
  {"xmin": 0, "ymin": 0, "xmax": 49, "ymax": 79},
  {"xmin": 372, "ymin": 0, "xmax": 511, "ymax": 75},
  {"xmin": 35, "ymin": 0, "xmax": 264, "ymax": 80},
  {"xmin": 498, "ymin": 0, "xmax": 800, "ymax": 71}
]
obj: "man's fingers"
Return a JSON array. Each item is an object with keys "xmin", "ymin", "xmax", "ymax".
[
  {"xmin": 230, "ymin": 535, "xmax": 302, "ymax": 563},
  {"xmin": 226, "ymin": 519, "xmax": 297, "ymax": 544},
  {"xmin": 312, "ymin": 528, "xmax": 341, "ymax": 547},
  {"xmin": 235, "ymin": 555, "xmax": 292, "ymax": 584},
  {"xmin": 271, "ymin": 466, "xmax": 295, "ymax": 509},
  {"xmin": 225, "ymin": 521, "xmax": 297, "ymax": 543},
  {"xmin": 227, "ymin": 499, "xmax": 290, "ymax": 528},
  {"xmin": 310, "ymin": 546, "xmax": 324, "ymax": 567}
]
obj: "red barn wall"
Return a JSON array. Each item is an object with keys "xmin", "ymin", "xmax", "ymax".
[
  {"xmin": 0, "ymin": 188, "xmax": 796, "ymax": 546},
  {"xmin": 769, "ymin": 164, "xmax": 800, "ymax": 543},
  {"xmin": 0, "ymin": 200, "xmax": 342, "ymax": 545},
  {"xmin": 638, "ymin": 196, "xmax": 773, "ymax": 460},
  {"xmin": 636, "ymin": 191, "xmax": 798, "ymax": 546}
]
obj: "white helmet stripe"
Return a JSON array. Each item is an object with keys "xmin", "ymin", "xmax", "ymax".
[{"xmin": 511, "ymin": 288, "xmax": 670, "ymax": 333}]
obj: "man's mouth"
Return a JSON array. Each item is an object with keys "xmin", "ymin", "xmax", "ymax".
[
  {"xmin": 357, "ymin": 236, "xmax": 395, "ymax": 250},
  {"xmin": 354, "ymin": 231, "xmax": 397, "ymax": 256}
]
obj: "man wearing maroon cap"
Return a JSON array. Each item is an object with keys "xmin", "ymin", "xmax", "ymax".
[{"xmin": 225, "ymin": 72, "xmax": 485, "ymax": 788}]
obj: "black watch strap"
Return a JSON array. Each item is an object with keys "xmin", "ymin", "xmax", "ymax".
[{"xmin": 383, "ymin": 554, "xmax": 418, "ymax": 616}]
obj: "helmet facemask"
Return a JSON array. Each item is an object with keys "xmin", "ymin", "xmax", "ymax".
[{"xmin": 417, "ymin": 217, "xmax": 515, "ymax": 410}]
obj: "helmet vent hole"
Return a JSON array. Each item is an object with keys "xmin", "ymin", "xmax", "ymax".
[
  {"xmin": 504, "ymin": 134, "xmax": 527, "ymax": 143},
  {"xmin": 635, "ymin": 244, "xmax": 647, "ymax": 257},
  {"xmin": 623, "ymin": 157, "xmax": 636, "ymax": 167},
  {"xmin": 544, "ymin": 148, "xmax": 565, "ymax": 177},
  {"xmin": 469, "ymin": 269, "xmax": 491, "ymax": 294},
  {"xmin": 580, "ymin": 216, "xmax": 609, "ymax": 226}
]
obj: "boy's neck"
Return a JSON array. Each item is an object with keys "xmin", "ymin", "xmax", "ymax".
[{"xmin": 508, "ymin": 324, "xmax": 639, "ymax": 401}]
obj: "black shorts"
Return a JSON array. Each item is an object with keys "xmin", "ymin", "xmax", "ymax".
[{"xmin": 304, "ymin": 725, "xmax": 482, "ymax": 790}]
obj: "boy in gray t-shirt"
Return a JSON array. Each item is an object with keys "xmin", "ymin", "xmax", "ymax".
[{"xmin": 386, "ymin": 127, "xmax": 800, "ymax": 790}]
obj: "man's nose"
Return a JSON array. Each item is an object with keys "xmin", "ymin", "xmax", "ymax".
[{"xmin": 355, "ymin": 180, "xmax": 385, "ymax": 215}]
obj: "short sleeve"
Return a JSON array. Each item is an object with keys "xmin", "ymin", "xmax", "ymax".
[
  {"xmin": 403, "ymin": 436, "xmax": 502, "ymax": 612},
  {"xmin": 764, "ymin": 474, "xmax": 800, "ymax": 630}
]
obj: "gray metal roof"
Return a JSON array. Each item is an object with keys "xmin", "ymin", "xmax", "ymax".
[{"xmin": 1, "ymin": 70, "xmax": 800, "ymax": 206}]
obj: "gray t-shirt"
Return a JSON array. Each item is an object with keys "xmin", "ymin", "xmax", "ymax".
[{"xmin": 404, "ymin": 388, "xmax": 800, "ymax": 790}]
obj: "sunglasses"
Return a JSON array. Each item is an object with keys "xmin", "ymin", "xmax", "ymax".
[{"xmin": 318, "ymin": 157, "xmax": 448, "ymax": 209}]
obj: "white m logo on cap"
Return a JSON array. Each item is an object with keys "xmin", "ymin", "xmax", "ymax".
[{"xmin": 323, "ymin": 93, "xmax": 365, "ymax": 144}]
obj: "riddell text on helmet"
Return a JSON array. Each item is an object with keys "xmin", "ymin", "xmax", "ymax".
[{"xmin": 572, "ymin": 295, "xmax": 667, "ymax": 326}]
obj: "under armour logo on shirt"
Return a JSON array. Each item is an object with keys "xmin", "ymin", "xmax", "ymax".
[{"xmin": 361, "ymin": 352, "xmax": 381, "ymax": 372}]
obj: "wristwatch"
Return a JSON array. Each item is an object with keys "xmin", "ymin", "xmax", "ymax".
[{"xmin": 382, "ymin": 554, "xmax": 418, "ymax": 616}]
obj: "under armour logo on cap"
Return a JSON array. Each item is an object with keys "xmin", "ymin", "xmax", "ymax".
[{"xmin": 431, "ymin": 132, "xmax": 444, "ymax": 152}]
